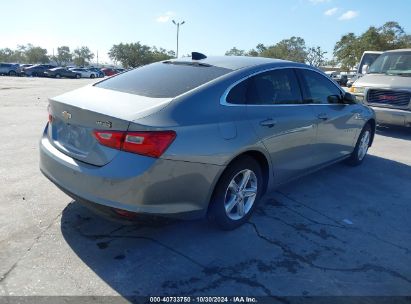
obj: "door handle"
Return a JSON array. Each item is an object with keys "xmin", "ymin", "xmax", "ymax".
[
  {"xmin": 317, "ymin": 113, "xmax": 328, "ymax": 121},
  {"xmin": 259, "ymin": 118, "xmax": 277, "ymax": 128}
]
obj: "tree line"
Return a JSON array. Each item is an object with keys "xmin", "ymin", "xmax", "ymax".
[
  {"xmin": 0, "ymin": 43, "xmax": 175, "ymax": 68},
  {"xmin": 225, "ymin": 21, "xmax": 411, "ymax": 71},
  {"xmin": 0, "ymin": 44, "xmax": 96, "ymax": 66},
  {"xmin": 225, "ymin": 38, "xmax": 328, "ymax": 68},
  {"xmin": 1, "ymin": 21, "xmax": 410, "ymax": 70}
]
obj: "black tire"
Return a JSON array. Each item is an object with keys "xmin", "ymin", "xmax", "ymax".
[
  {"xmin": 90, "ymin": 74, "xmax": 95, "ymax": 79},
  {"xmin": 32, "ymin": 72, "xmax": 38, "ymax": 77},
  {"xmin": 8, "ymin": 70, "xmax": 16, "ymax": 76},
  {"xmin": 55, "ymin": 74, "xmax": 61, "ymax": 79},
  {"xmin": 208, "ymin": 156, "xmax": 263, "ymax": 230},
  {"xmin": 346, "ymin": 123, "xmax": 372, "ymax": 166},
  {"xmin": 76, "ymin": 74, "xmax": 81, "ymax": 79}
]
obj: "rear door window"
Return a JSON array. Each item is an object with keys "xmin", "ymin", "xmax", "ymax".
[
  {"xmin": 95, "ymin": 62, "xmax": 232, "ymax": 98},
  {"xmin": 226, "ymin": 79, "xmax": 249, "ymax": 104},
  {"xmin": 226, "ymin": 69, "xmax": 303, "ymax": 105},
  {"xmin": 247, "ymin": 69, "xmax": 302, "ymax": 105}
]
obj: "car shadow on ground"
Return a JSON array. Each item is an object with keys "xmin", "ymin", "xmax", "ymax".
[
  {"xmin": 376, "ymin": 125, "xmax": 411, "ymax": 140},
  {"xmin": 60, "ymin": 154, "xmax": 411, "ymax": 298}
]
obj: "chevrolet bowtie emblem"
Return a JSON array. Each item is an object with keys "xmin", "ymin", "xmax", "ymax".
[{"xmin": 62, "ymin": 111, "xmax": 72, "ymax": 120}]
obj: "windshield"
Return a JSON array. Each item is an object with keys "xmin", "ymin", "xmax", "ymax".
[
  {"xmin": 358, "ymin": 53, "xmax": 381, "ymax": 74},
  {"xmin": 369, "ymin": 51, "xmax": 411, "ymax": 76},
  {"xmin": 95, "ymin": 61, "xmax": 232, "ymax": 98}
]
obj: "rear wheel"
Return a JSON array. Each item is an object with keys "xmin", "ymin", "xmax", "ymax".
[
  {"xmin": 346, "ymin": 123, "xmax": 372, "ymax": 166},
  {"xmin": 55, "ymin": 74, "xmax": 61, "ymax": 79},
  {"xmin": 90, "ymin": 74, "xmax": 95, "ymax": 79},
  {"xmin": 8, "ymin": 70, "xmax": 16, "ymax": 76},
  {"xmin": 76, "ymin": 74, "xmax": 81, "ymax": 79},
  {"xmin": 208, "ymin": 156, "xmax": 263, "ymax": 230}
]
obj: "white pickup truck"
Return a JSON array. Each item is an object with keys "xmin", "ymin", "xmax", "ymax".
[{"xmin": 351, "ymin": 49, "xmax": 411, "ymax": 127}]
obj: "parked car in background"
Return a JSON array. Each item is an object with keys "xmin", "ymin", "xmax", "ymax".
[
  {"xmin": 335, "ymin": 74, "xmax": 348, "ymax": 86},
  {"xmin": 19, "ymin": 64, "xmax": 33, "ymax": 70},
  {"xmin": 40, "ymin": 55, "xmax": 376, "ymax": 230},
  {"xmin": 44, "ymin": 67, "xmax": 81, "ymax": 79},
  {"xmin": 23, "ymin": 64, "xmax": 55, "ymax": 77},
  {"xmin": 101, "ymin": 67, "xmax": 117, "ymax": 76},
  {"xmin": 324, "ymin": 70, "xmax": 338, "ymax": 79},
  {"xmin": 0, "ymin": 63, "xmax": 21, "ymax": 76},
  {"xmin": 347, "ymin": 51, "xmax": 383, "ymax": 88},
  {"xmin": 87, "ymin": 67, "xmax": 105, "ymax": 78},
  {"xmin": 346, "ymin": 74, "xmax": 359, "ymax": 88},
  {"xmin": 69, "ymin": 68, "xmax": 98, "ymax": 78},
  {"xmin": 325, "ymin": 71, "xmax": 348, "ymax": 86},
  {"xmin": 351, "ymin": 49, "xmax": 411, "ymax": 127}
]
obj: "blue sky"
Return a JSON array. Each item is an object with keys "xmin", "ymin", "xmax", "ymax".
[{"xmin": 1, "ymin": 0, "xmax": 411, "ymax": 64}]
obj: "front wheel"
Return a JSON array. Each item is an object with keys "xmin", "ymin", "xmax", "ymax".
[
  {"xmin": 76, "ymin": 74, "xmax": 81, "ymax": 79},
  {"xmin": 346, "ymin": 123, "xmax": 372, "ymax": 166},
  {"xmin": 208, "ymin": 156, "xmax": 263, "ymax": 230},
  {"xmin": 90, "ymin": 74, "xmax": 95, "ymax": 79}
]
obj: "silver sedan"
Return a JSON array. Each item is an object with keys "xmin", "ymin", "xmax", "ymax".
[
  {"xmin": 40, "ymin": 54, "xmax": 376, "ymax": 230},
  {"xmin": 69, "ymin": 68, "xmax": 98, "ymax": 79}
]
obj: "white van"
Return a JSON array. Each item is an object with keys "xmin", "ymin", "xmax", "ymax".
[
  {"xmin": 347, "ymin": 51, "xmax": 383, "ymax": 87},
  {"xmin": 350, "ymin": 49, "xmax": 411, "ymax": 127}
]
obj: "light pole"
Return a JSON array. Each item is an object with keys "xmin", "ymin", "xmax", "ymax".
[{"xmin": 172, "ymin": 20, "xmax": 185, "ymax": 58}]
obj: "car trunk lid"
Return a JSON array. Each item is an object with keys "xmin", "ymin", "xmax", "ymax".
[{"xmin": 47, "ymin": 85, "xmax": 173, "ymax": 166}]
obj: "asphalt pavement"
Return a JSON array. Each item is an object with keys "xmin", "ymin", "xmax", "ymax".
[{"xmin": 0, "ymin": 77, "xmax": 410, "ymax": 301}]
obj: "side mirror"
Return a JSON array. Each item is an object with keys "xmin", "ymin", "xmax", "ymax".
[
  {"xmin": 327, "ymin": 95, "xmax": 341, "ymax": 104},
  {"xmin": 362, "ymin": 64, "xmax": 369, "ymax": 75},
  {"xmin": 343, "ymin": 92, "xmax": 356, "ymax": 104}
]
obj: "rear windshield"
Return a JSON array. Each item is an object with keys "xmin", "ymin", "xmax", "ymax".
[{"xmin": 94, "ymin": 62, "xmax": 232, "ymax": 98}]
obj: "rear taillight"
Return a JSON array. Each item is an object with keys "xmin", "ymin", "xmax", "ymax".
[
  {"xmin": 93, "ymin": 130, "xmax": 176, "ymax": 158},
  {"xmin": 93, "ymin": 131, "xmax": 125, "ymax": 150},
  {"xmin": 123, "ymin": 131, "xmax": 176, "ymax": 158}
]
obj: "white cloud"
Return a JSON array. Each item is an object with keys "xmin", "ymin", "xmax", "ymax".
[
  {"xmin": 324, "ymin": 7, "xmax": 338, "ymax": 16},
  {"xmin": 338, "ymin": 10, "xmax": 359, "ymax": 20},
  {"xmin": 309, "ymin": 0, "xmax": 331, "ymax": 5},
  {"xmin": 155, "ymin": 11, "xmax": 175, "ymax": 23}
]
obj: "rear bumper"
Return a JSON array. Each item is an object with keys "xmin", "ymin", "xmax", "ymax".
[
  {"xmin": 371, "ymin": 106, "xmax": 411, "ymax": 127},
  {"xmin": 40, "ymin": 127, "xmax": 223, "ymax": 219}
]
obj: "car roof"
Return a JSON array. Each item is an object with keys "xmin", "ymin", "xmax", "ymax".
[
  {"xmin": 384, "ymin": 49, "xmax": 411, "ymax": 53},
  {"xmin": 363, "ymin": 51, "xmax": 384, "ymax": 54},
  {"xmin": 169, "ymin": 56, "xmax": 289, "ymax": 70}
]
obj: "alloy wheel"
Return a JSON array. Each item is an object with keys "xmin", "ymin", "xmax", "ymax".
[
  {"xmin": 358, "ymin": 130, "xmax": 370, "ymax": 161},
  {"xmin": 224, "ymin": 169, "xmax": 258, "ymax": 220}
]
